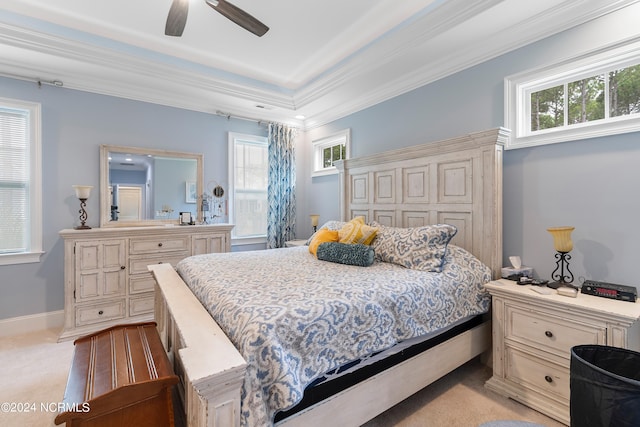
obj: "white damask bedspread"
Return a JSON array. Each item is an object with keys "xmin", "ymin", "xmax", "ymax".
[{"xmin": 176, "ymin": 244, "xmax": 491, "ymax": 426}]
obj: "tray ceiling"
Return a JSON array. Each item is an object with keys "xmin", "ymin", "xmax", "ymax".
[{"xmin": 0, "ymin": 0, "xmax": 633, "ymax": 128}]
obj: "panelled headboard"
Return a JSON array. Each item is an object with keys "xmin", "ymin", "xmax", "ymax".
[{"xmin": 335, "ymin": 127, "xmax": 510, "ymax": 279}]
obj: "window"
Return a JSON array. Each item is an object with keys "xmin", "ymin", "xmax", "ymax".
[
  {"xmin": 228, "ymin": 133, "xmax": 268, "ymax": 242},
  {"xmin": 505, "ymin": 38, "xmax": 640, "ymax": 149},
  {"xmin": 0, "ymin": 97, "xmax": 43, "ymax": 265},
  {"xmin": 311, "ymin": 129, "xmax": 350, "ymax": 177}
]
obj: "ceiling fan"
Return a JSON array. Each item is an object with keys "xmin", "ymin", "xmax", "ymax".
[{"xmin": 165, "ymin": 0, "xmax": 269, "ymax": 37}]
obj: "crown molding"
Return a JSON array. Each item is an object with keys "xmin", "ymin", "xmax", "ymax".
[
  {"xmin": 299, "ymin": 0, "xmax": 639, "ymax": 129},
  {"xmin": 1, "ymin": 0, "xmax": 636, "ymax": 130}
]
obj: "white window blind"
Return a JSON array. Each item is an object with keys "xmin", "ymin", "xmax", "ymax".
[
  {"xmin": 228, "ymin": 133, "xmax": 268, "ymax": 242},
  {"xmin": 0, "ymin": 98, "xmax": 42, "ymax": 264}
]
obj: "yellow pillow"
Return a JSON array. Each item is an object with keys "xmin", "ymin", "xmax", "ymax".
[
  {"xmin": 338, "ymin": 217, "xmax": 378, "ymax": 245},
  {"xmin": 308, "ymin": 229, "xmax": 339, "ymax": 256}
]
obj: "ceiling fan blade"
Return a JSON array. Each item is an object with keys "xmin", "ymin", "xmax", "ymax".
[
  {"xmin": 165, "ymin": 0, "xmax": 189, "ymax": 37},
  {"xmin": 205, "ymin": 0, "xmax": 269, "ymax": 37}
]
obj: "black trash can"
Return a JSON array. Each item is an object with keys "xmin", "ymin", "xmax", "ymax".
[{"xmin": 570, "ymin": 345, "xmax": 640, "ymax": 427}]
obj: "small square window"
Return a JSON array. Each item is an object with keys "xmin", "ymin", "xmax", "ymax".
[{"xmin": 312, "ymin": 129, "xmax": 350, "ymax": 177}]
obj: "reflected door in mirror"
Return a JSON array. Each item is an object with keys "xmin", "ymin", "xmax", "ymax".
[{"xmin": 117, "ymin": 186, "xmax": 143, "ymax": 221}]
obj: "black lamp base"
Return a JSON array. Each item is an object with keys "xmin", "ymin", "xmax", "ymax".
[
  {"xmin": 75, "ymin": 198, "xmax": 91, "ymax": 230},
  {"xmin": 550, "ymin": 251, "xmax": 574, "ymax": 289}
]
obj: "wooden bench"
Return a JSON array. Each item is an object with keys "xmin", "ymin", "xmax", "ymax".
[{"xmin": 55, "ymin": 322, "xmax": 179, "ymax": 427}]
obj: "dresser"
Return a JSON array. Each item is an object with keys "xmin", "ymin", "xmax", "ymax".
[
  {"xmin": 484, "ymin": 279, "xmax": 640, "ymax": 425},
  {"xmin": 59, "ymin": 224, "xmax": 233, "ymax": 341}
]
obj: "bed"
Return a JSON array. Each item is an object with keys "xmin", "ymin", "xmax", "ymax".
[{"xmin": 150, "ymin": 127, "xmax": 509, "ymax": 427}]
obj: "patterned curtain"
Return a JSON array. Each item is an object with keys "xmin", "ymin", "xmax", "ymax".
[{"xmin": 267, "ymin": 123, "xmax": 297, "ymax": 248}]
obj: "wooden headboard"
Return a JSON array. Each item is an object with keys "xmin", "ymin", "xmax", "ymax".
[{"xmin": 336, "ymin": 127, "xmax": 509, "ymax": 279}]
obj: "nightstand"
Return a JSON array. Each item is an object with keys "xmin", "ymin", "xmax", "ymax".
[
  {"xmin": 284, "ymin": 239, "xmax": 307, "ymax": 247},
  {"xmin": 484, "ymin": 279, "xmax": 640, "ymax": 425}
]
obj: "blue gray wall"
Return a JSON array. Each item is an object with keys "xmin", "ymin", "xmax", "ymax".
[
  {"xmin": 303, "ymin": 4, "xmax": 640, "ymax": 290},
  {"xmin": 0, "ymin": 77, "xmax": 266, "ymax": 320}
]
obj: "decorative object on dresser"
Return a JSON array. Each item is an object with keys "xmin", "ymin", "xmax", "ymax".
[
  {"xmin": 54, "ymin": 322, "xmax": 178, "ymax": 427},
  {"xmin": 484, "ymin": 279, "xmax": 640, "ymax": 425},
  {"xmin": 546, "ymin": 226, "xmax": 575, "ymax": 289},
  {"xmin": 72, "ymin": 185, "xmax": 93, "ymax": 230},
  {"xmin": 58, "ymin": 223, "xmax": 232, "ymax": 341}
]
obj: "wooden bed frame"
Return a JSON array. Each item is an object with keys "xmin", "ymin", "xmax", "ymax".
[{"xmin": 150, "ymin": 127, "xmax": 509, "ymax": 427}]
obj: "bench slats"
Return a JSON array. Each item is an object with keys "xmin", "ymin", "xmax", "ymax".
[{"xmin": 55, "ymin": 322, "xmax": 178, "ymax": 426}]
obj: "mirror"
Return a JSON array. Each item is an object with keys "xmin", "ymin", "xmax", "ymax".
[{"xmin": 100, "ymin": 145, "xmax": 203, "ymax": 227}]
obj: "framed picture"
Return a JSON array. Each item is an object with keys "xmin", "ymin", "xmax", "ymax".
[
  {"xmin": 185, "ymin": 181, "xmax": 196, "ymax": 203},
  {"xmin": 179, "ymin": 211, "xmax": 192, "ymax": 225}
]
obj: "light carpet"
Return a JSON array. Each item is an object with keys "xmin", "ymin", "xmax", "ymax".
[{"xmin": 0, "ymin": 328, "xmax": 565, "ymax": 427}]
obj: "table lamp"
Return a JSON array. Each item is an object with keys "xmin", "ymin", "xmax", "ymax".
[
  {"xmin": 73, "ymin": 185, "xmax": 93, "ymax": 230},
  {"xmin": 547, "ymin": 226, "xmax": 575, "ymax": 289},
  {"xmin": 310, "ymin": 214, "xmax": 320, "ymax": 233}
]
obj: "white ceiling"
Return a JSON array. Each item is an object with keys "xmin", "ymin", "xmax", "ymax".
[{"xmin": 0, "ymin": 0, "xmax": 635, "ymax": 128}]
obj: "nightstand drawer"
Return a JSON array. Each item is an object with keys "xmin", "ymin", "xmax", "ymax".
[
  {"xmin": 507, "ymin": 347, "xmax": 570, "ymax": 401},
  {"xmin": 506, "ymin": 304, "xmax": 605, "ymax": 356},
  {"xmin": 129, "ymin": 236, "xmax": 190, "ymax": 254}
]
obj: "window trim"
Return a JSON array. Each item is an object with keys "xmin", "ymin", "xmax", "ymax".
[
  {"xmin": 0, "ymin": 97, "xmax": 43, "ymax": 265},
  {"xmin": 311, "ymin": 129, "xmax": 351, "ymax": 177},
  {"xmin": 227, "ymin": 132, "xmax": 268, "ymax": 245},
  {"xmin": 505, "ymin": 37, "xmax": 640, "ymax": 150}
]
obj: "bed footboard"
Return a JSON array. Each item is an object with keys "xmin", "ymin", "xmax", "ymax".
[{"xmin": 150, "ymin": 263, "xmax": 247, "ymax": 427}]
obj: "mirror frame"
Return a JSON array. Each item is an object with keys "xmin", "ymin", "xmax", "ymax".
[{"xmin": 100, "ymin": 144, "xmax": 203, "ymax": 227}]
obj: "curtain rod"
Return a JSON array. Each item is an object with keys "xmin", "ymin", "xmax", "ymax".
[
  {"xmin": 215, "ymin": 110, "xmax": 268, "ymax": 126},
  {"xmin": 214, "ymin": 110, "xmax": 299, "ymax": 130},
  {"xmin": 0, "ymin": 72, "xmax": 63, "ymax": 88}
]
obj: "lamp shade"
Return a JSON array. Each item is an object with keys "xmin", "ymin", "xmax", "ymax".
[
  {"xmin": 310, "ymin": 214, "xmax": 320, "ymax": 227},
  {"xmin": 73, "ymin": 185, "xmax": 93, "ymax": 200},
  {"xmin": 547, "ymin": 226, "xmax": 574, "ymax": 252}
]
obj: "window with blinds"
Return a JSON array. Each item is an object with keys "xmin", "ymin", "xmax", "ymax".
[
  {"xmin": 228, "ymin": 132, "xmax": 268, "ymax": 242},
  {"xmin": 0, "ymin": 98, "xmax": 42, "ymax": 265}
]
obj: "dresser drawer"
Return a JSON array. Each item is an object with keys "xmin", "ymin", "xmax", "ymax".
[
  {"xmin": 506, "ymin": 304, "xmax": 605, "ymax": 356},
  {"xmin": 129, "ymin": 236, "xmax": 189, "ymax": 254},
  {"xmin": 506, "ymin": 346, "xmax": 570, "ymax": 401},
  {"xmin": 130, "ymin": 294, "xmax": 155, "ymax": 316},
  {"xmin": 75, "ymin": 300, "xmax": 126, "ymax": 326},
  {"xmin": 129, "ymin": 253, "xmax": 188, "ymax": 275},
  {"xmin": 129, "ymin": 274, "xmax": 157, "ymax": 294}
]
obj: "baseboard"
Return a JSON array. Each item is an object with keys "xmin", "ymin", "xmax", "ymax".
[{"xmin": 0, "ymin": 310, "xmax": 64, "ymax": 337}]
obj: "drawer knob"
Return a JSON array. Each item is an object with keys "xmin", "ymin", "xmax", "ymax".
[
  {"xmin": 158, "ymin": 242, "xmax": 163, "ymax": 247},
  {"xmin": 545, "ymin": 330, "xmax": 553, "ymax": 338},
  {"xmin": 545, "ymin": 375, "xmax": 553, "ymax": 383},
  {"xmin": 120, "ymin": 266, "xmax": 126, "ymax": 270},
  {"xmin": 98, "ymin": 310, "xmax": 104, "ymax": 315}
]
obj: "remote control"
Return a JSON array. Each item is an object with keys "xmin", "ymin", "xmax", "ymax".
[{"xmin": 530, "ymin": 286, "xmax": 553, "ymax": 295}]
